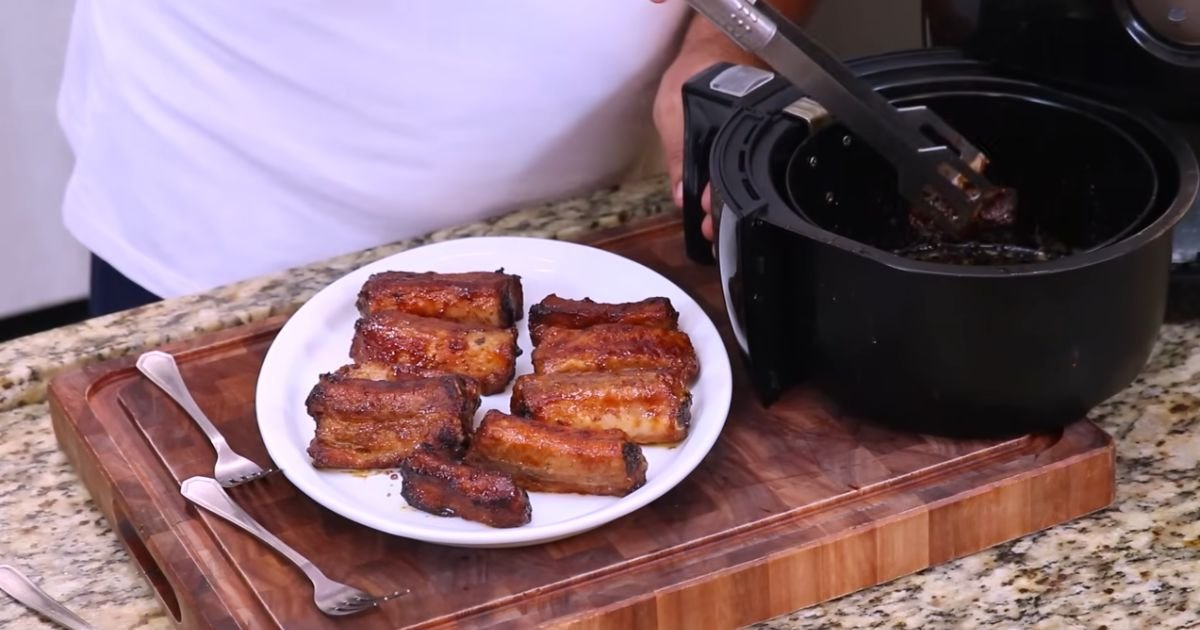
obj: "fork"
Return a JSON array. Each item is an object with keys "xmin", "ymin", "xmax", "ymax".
[
  {"xmin": 137, "ymin": 350, "xmax": 277, "ymax": 487},
  {"xmin": 180, "ymin": 476, "xmax": 406, "ymax": 616},
  {"xmin": 0, "ymin": 564, "xmax": 96, "ymax": 630}
]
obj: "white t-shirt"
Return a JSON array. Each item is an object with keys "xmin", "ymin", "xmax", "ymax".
[{"xmin": 57, "ymin": 2, "xmax": 691, "ymax": 298}]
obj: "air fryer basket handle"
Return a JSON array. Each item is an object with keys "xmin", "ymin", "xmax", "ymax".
[
  {"xmin": 683, "ymin": 113, "xmax": 716, "ymax": 264},
  {"xmin": 682, "ymin": 62, "xmax": 745, "ymax": 265}
]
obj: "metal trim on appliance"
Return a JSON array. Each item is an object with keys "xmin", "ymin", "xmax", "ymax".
[{"xmin": 782, "ymin": 97, "xmax": 832, "ymax": 132}]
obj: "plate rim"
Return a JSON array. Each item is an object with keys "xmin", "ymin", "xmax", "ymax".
[{"xmin": 254, "ymin": 235, "xmax": 733, "ymax": 547}]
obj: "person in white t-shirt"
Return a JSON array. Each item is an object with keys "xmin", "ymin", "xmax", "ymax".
[{"xmin": 58, "ymin": 1, "xmax": 813, "ymax": 316}]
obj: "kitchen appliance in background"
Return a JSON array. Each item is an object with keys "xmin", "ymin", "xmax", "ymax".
[{"xmin": 680, "ymin": 0, "xmax": 1200, "ymax": 436}]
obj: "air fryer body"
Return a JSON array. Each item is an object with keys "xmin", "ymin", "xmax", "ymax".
[{"xmin": 685, "ymin": 49, "xmax": 1199, "ymax": 436}]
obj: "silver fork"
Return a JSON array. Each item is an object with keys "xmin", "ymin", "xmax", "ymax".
[
  {"xmin": 180, "ymin": 476, "xmax": 406, "ymax": 616},
  {"xmin": 0, "ymin": 564, "xmax": 96, "ymax": 630},
  {"xmin": 137, "ymin": 350, "xmax": 276, "ymax": 487}
]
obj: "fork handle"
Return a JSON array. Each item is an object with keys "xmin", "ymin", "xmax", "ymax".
[
  {"xmin": 0, "ymin": 565, "xmax": 96, "ymax": 630},
  {"xmin": 136, "ymin": 351, "xmax": 230, "ymax": 451},
  {"xmin": 180, "ymin": 477, "xmax": 325, "ymax": 582}
]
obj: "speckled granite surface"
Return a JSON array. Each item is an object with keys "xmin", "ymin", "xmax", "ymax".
[{"xmin": 3, "ymin": 176, "xmax": 1200, "ymax": 629}]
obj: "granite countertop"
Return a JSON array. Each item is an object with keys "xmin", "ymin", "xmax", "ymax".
[{"xmin": 3, "ymin": 175, "xmax": 1200, "ymax": 629}]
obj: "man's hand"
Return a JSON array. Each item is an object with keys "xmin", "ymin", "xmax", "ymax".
[
  {"xmin": 652, "ymin": 17, "xmax": 756, "ymax": 240},
  {"xmin": 650, "ymin": 0, "xmax": 815, "ymax": 241}
]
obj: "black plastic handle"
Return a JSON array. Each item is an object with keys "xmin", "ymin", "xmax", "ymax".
[
  {"xmin": 680, "ymin": 62, "xmax": 741, "ymax": 265},
  {"xmin": 682, "ymin": 120, "xmax": 716, "ymax": 265}
]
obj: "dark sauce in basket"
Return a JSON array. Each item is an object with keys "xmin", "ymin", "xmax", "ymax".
[
  {"xmin": 893, "ymin": 241, "xmax": 1063, "ymax": 265},
  {"xmin": 895, "ymin": 194, "xmax": 1073, "ymax": 265}
]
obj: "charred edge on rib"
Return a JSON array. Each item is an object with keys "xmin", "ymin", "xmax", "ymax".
[{"xmin": 623, "ymin": 442, "xmax": 648, "ymax": 492}]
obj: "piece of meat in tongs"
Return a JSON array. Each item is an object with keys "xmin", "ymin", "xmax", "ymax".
[
  {"xmin": 899, "ymin": 107, "xmax": 1018, "ymax": 238},
  {"xmin": 684, "ymin": 0, "xmax": 1017, "ymax": 239}
]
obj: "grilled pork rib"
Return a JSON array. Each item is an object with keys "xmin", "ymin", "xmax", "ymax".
[
  {"xmin": 356, "ymin": 269, "xmax": 523, "ymax": 327},
  {"xmin": 333, "ymin": 362, "xmax": 483, "ymax": 401},
  {"xmin": 399, "ymin": 446, "xmax": 532, "ymax": 528},
  {"xmin": 528, "ymin": 294, "xmax": 679, "ymax": 346},
  {"xmin": 511, "ymin": 369, "xmax": 691, "ymax": 444},
  {"xmin": 466, "ymin": 410, "xmax": 648, "ymax": 497},
  {"xmin": 530, "ymin": 323, "xmax": 699, "ymax": 384},
  {"xmin": 350, "ymin": 310, "xmax": 519, "ymax": 395},
  {"xmin": 305, "ymin": 373, "xmax": 478, "ymax": 469}
]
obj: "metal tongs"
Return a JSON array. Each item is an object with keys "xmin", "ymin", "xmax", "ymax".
[{"xmin": 686, "ymin": 0, "xmax": 1016, "ymax": 237}]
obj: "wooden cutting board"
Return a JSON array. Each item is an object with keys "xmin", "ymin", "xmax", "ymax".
[{"xmin": 48, "ymin": 215, "xmax": 1116, "ymax": 629}]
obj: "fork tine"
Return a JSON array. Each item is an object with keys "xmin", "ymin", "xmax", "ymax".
[
  {"xmin": 329, "ymin": 601, "xmax": 376, "ymax": 615},
  {"xmin": 238, "ymin": 470, "xmax": 271, "ymax": 482},
  {"xmin": 344, "ymin": 590, "xmax": 373, "ymax": 602},
  {"xmin": 219, "ymin": 467, "xmax": 278, "ymax": 488},
  {"xmin": 317, "ymin": 586, "xmax": 409, "ymax": 616}
]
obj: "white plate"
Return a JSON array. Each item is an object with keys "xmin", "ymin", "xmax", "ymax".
[{"xmin": 256, "ymin": 236, "xmax": 733, "ymax": 548}]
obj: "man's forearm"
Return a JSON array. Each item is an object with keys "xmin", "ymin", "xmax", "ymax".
[{"xmin": 674, "ymin": 0, "xmax": 819, "ymax": 69}]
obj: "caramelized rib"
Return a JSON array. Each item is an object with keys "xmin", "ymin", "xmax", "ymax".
[
  {"xmin": 356, "ymin": 269, "xmax": 523, "ymax": 327},
  {"xmin": 531, "ymin": 323, "xmax": 699, "ymax": 383},
  {"xmin": 304, "ymin": 373, "xmax": 478, "ymax": 469},
  {"xmin": 466, "ymin": 410, "xmax": 647, "ymax": 497},
  {"xmin": 334, "ymin": 362, "xmax": 483, "ymax": 401},
  {"xmin": 350, "ymin": 311, "xmax": 519, "ymax": 395},
  {"xmin": 529, "ymin": 294, "xmax": 679, "ymax": 346},
  {"xmin": 511, "ymin": 369, "xmax": 691, "ymax": 444},
  {"xmin": 399, "ymin": 446, "xmax": 532, "ymax": 528}
]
